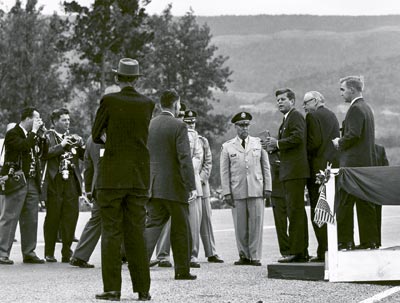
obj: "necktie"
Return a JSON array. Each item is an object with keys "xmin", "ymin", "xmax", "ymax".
[{"xmin": 241, "ymin": 139, "xmax": 246, "ymax": 149}]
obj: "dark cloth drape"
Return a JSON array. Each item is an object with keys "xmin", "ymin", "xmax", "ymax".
[{"xmin": 334, "ymin": 166, "xmax": 400, "ymax": 212}]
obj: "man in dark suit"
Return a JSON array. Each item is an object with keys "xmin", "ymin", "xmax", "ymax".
[
  {"xmin": 92, "ymin": 58, "xmax": 154, "ymax": 301},
  {"xmin": 42, "ymin": 108, "xmax": 84, "ymax": 263},
  {"xmin": 69, "ymin": 136, "xmax": 102, "ymax": 268},
  {"xmin": 0, "ymin": 107, "xmax": 45, "ymax": 265},
  {"xmin": 266, "ymin": 88, "xmax": 310, "ymax": 263},
  {"xmin": 144, "ymin": 89, "xmax": 197, "ymax": 280},
  {"xmin": 303, "ymin": 91, "xmax": 340, "ymax": 262},
  {"xmin": 332, "ymin": 75, "xmax": 379, "ymax": 250}
]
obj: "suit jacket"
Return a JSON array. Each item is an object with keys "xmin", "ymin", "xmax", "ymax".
[
  {"xmin": 42, "ymin": 130, "xmax": 84, "ymax": 193},
  {"xmin": 83, "ymin": 136, "xmax": 104, "ymax": 194},
  {"xmin": 306, "ymin": 106, "xmax": 340, "ymax": 175},
  {"xmin": 278, "ymin": 108, "xmax": 309, "ymax": 181},
  {"xmin": 220, "ymin": 136, "xmax": 271, "ymax": 200},
  {"xmin": 199, "ymin": 135, "xmax": 212, "ymax": 198},
  {"xmin": 338, "ymin": 98, "xmax": 375, "ymax": 167},
  {"xmin": 148, "ymin": 112, "xmax": 196, "ymax": 203},
  {"xmin": 1, "ymin": 124, "xmax": 43, "ymax": 189},
  {"xmin": 92, "ymin": 86, "xmax": 155, "ymax": 190}
]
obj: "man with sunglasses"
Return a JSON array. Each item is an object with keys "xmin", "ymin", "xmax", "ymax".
[
  {"xmin": 303, "ymin": 91, "xmax": 340, "ymax": 262},
  {"xmin": 220, "ymin": 112, "xmax": 271, "ymax": 266}
]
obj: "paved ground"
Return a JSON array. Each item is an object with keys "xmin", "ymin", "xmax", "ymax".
[{"xmin": 1, "ymin": 207, "xmax": 400, "ymax": 302}]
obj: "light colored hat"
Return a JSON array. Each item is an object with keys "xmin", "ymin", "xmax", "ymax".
[{"xmin": 112, "ymin": 58, "xmax": 142, "ymax": 76}]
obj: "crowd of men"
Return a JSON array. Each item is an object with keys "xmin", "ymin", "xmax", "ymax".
[{"xmin": 0, "ymin": 57, "xmax": 389, "ymax": 301}]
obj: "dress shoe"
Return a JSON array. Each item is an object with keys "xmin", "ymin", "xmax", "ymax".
[
  {"xmin": 175, "ymin": 273, "xmax": 197, "ymax": 280},
  {"xmin": 158, "ymin": 260, "xmax": 172, "ymax": 268},
  {"xmin": 338, "ymin": 242, "xmax": 355, "ymax": 251},
  {"xmin": 0, "ymin": 257, "xmax": 14, "ymax": 265},
  {"xmin": 69, "ymin": 257, "xmax": 94, "ymax": 268},
  {"xmin": 309, "ymin": 256, "xmax": 325, "ymax": 263},
  {"xmin": 355, "ymin": 242, "xmax": 379, "ymax": 250},
  {"xmin": 62, "ymin": 256, "xmax": 71, "ymax": 263},
  {"xmin": 250, "ymin": 260, "xmax": 262, "ymax": 266},
  {"xmin": 138, "ymin": 292, "xmax": 151, "ymax": 301},
  {"xmin": 190, "ymin": 261, "xmax": 200, "ymax": 268},
  {"xmin": 234, "ymin": 257, "xmax": 251, "ymax": 265},
  {"xmin": 207, "ymin": 255, "xmax": 224, "ymax": 263},
  {"xmin": 278, "ymin": 254, "xmax": 308, "ymax": 263},
  {"xmin": 23, "ymin": 256, "xmax": 45, "ymax": 264},
  {"xmin": 95, "ymin": 291, "xmax": 121, "ymax": 301},
  {"xmin": 149, "ymin": 259, "xmax": 160, "ymax": 267},
  {"xmin": 45, "ymin": 255, "xmax": 57, "ymax": 263}
]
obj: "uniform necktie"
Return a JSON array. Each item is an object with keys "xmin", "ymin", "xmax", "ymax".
[{"xmin": 241, "ymin": 139, "xmax": 246, "ymax": 149}]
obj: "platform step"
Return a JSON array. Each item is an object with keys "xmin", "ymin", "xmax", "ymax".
[{"xmin": 267, "ymin": 262, "xmax": 326, "ymax": 281}]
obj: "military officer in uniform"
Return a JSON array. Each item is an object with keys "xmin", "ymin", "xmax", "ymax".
[
  {"xmin": 183, "ymin": 110, "xmax": 203, "ymax": 268},
  {"xmin": 220, "ymin": 112, "xmax": 272, "ymax": 266}
]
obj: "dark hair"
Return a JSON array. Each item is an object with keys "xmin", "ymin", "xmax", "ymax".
[
  {"xmin": 20, "ymin": 107, "xmax": 37, "ymax": 121},
  {"xmin": 160, "ymin": 89, "xmax": 179, "ymax": 108},
  {"xmin": 340, "ymin": 76, "xmax": 364, "ymax": 92},
  {"xmin": 51, "ymin": 108, "xmax": 69, "ymax": 124},
  {"xmin": 117, "ymin": 74, "xmax": 138, "ymax": 83},
  {"xmin": 275, "ymin": 88, "xmax": 296, "ymax": 101}
]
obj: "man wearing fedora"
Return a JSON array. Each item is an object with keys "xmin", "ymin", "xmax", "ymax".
[
  {"xmin": 92, "ymin": 58, "xmax": 154, "ymax": 301},
  {"xmin": 220, "ymin": 112, "xmax": 271, "ymax": 266}
]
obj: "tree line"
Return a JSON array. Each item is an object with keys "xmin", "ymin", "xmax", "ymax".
[{"xmin": 0, "ymin": 0, "xmax": 232, "ymax": 139}]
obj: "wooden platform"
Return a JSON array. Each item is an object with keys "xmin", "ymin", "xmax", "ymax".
[{"xmin": 267, "ymin": 262, "xmax": 325, "ymax": 281}]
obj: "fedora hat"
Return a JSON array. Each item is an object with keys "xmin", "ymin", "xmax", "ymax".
[{"xmin": 112, "ymin": 58, "xmax": 142, "ymax": 76}]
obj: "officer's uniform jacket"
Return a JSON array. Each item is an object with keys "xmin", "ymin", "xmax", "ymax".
[
  {"xmin": 220, "ymin": 136, "xmax": 271, "ymax": 200},
  {"xmin": 188, "ymin": 128, "xmax": 203, "ymax": 197},
  {"xmin": 199, "ymin": 135, "xmax": 212, "ymax": 198}
]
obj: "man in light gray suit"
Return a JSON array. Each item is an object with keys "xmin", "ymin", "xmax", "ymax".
[
  {"xmin": 69, "ymin": 136, "xmax": 102, "ymax": 268},
  {"xmin": 220, "ymin": 112, "xmax": 272, "ymax": 266}
]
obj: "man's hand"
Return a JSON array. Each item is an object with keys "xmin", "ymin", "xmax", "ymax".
[
  {"xmin": 332, "ymin": 137, "xmax": 340, "ymax": 150},
  {"xmin": 266, "ymin": 136, "xmax": 278, "ymax": 149},
  {"xmin": 32, "ymin": 117, "xmax": 43, "ymax": 133},
  {"xmin": 224, "ymin": 194, "xmax": 234, "ymax": 208},
  {"xmin": 263, "ymin": 190, "xmax": 272, "ymax": 200},
  {"xmin": 188, "ymin": 190, "xmax": 197, "ymax": 203},
  {"xmin": 260, "ymin": 139, "xmax": 268, "ymax": 150}
]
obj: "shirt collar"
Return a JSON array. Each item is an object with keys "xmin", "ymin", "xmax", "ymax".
[
  {"xmin": 350, "ymin": 96, "xmax": 363, "ymax": 106},
  {"xmin": 284, "ymin": 108, "xmax": 294, "ymax": 120},
  {"xmin": 161, "ymin": 110, "xmax": 175, "ymax": 117},
  {"xmin": 19, "ymin": 124, "xmax": 28, "ymax": 137},
  {"xmin": 236, "ymin": 136, "xmax": 249, "ymax": 144}
]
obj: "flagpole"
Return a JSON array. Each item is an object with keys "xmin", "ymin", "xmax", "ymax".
[{"xmin": 326, "ymin": 168, "xmax": 339, "ymax": 281}]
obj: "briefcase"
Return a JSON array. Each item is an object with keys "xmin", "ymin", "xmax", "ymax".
[{"xmin": 0, "ymin": 170, "xmax": 27, "ymax": 195}]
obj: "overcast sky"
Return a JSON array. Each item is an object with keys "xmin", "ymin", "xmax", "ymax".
[{"xmin": 1, "ymin": 0, "xmax": 400, "ymax": 16}]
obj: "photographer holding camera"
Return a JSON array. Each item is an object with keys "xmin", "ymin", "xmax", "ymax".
[
  {"xmin": 0, "ymin": 107, "xmax": 46, "ymax": 265},
  {"xmin": 42, "ymin": 108, "xmax": 84, "ymax": 263}
]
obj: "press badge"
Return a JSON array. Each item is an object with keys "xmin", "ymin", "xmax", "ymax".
[{"xmin": 100, "ymin": 148, "xmax": 105, "ymax": 157}]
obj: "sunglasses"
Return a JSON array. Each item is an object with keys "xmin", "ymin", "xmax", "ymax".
[{"xmin": 303, "ymin": 98, "xmax": 316, "ymax": 106}]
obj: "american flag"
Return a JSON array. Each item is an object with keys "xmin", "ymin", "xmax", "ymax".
[{"xmin": 313, "ymin": 186, "xmax": 335, "ymax": 227}]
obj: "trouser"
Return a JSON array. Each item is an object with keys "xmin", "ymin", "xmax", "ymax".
[
  {"xmin": 155, "ymin": 219, "xmax": 171, "ymax": 261},
  {"xmin": 337, "ymin": 191, "xmax": 379, "ymax": 245},
  {"xmin": 271, "ymin": 195, "xmax": 290, "ymax": 256},
  {"xmin": 145, "ymin": 198, "xmax": 191, "ymax": 275},
  {"xmin": 0, "ymin": 178, "xmax": 39, "ymax": 258},
  {"xmin": 231, "ymin": 197, "xmax": 264, "ymax": 260},
  {"xmin": 98, "ymin": 189, "xmax": 150, "ymax": 293},
  {"xmin": 200, "ymin": 197, "xmax": 217, "ymax": 257},
  {"xmin": 72, "ymin": 199, "xmax": 101, "ymax": 262},
  {"xmin": 282, "ymin": 179, "xmax": 309, "ymax": 256},
  {"xmin": 188, "ymin": 196, "xmax": 202, "ymax": 262},
  {"xmin": 44, "ymin": 174, "xmax": 79, "ymax": 258},
  {"xmin": 307, "ymin": 178, "xmax": 327, "ymax": 258}
]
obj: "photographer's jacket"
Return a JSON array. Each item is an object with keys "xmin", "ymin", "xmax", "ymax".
[
  {"xmin": 1, "ymin": 124, "xmax": 43, "ymax": 190},
  {"xmin": 42, "ymin": 130, "xmax": 84, "ymax": 193}
]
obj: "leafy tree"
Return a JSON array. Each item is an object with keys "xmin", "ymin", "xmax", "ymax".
[
  {"xmin": 142, "ymin": 5, "xmax": 233, "ymax": 138},
  {"xmin": 0, "ymin": 0, "xmax": 67, "ymax": 135},
  {"xmin": 62, "ymin": 0, "xmax": 153, "ymax": 134}
]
